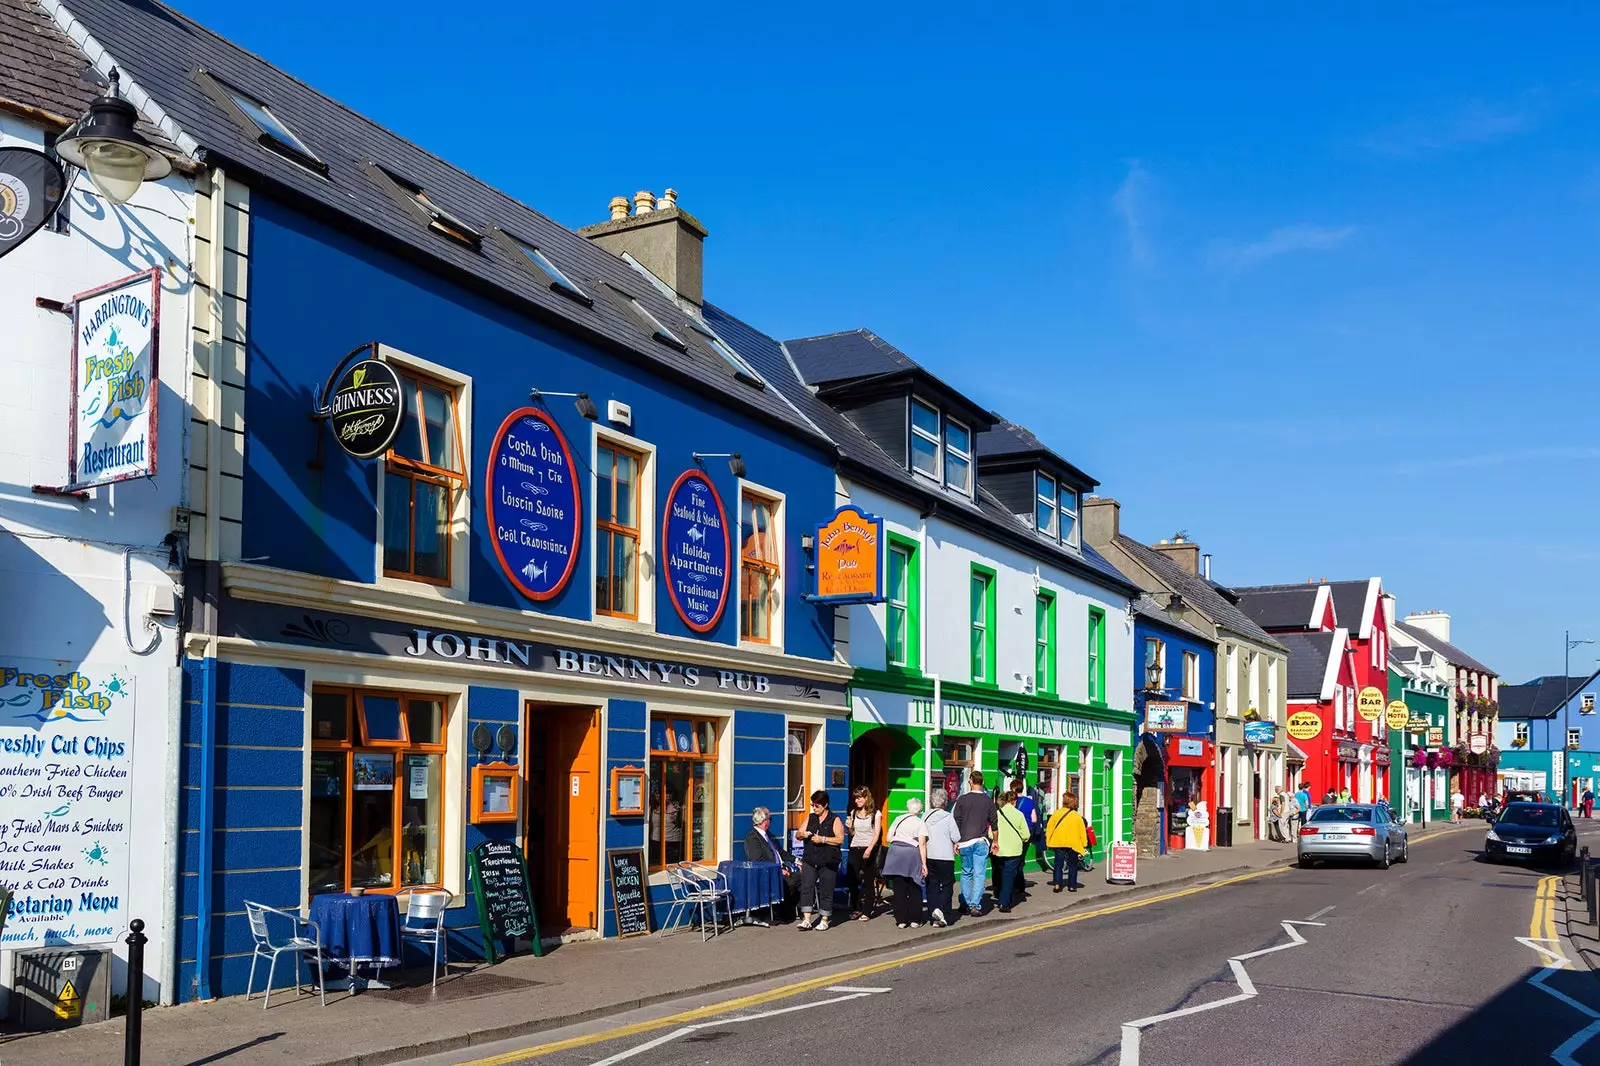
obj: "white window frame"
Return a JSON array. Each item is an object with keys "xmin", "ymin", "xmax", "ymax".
[
  {"xmin": 1515, "ymin": 722, "xmax": 1530, "ymax": 743},
  {"xmin": 736, "ymin": 479, "xmax": 786, "ymax": 651},
  {"xmin": 1036, "ymin": 472, "xmax": 1058, "ymax": 537},
  {"xmin": 373, "ymin": 345, "xmax": 472, "ymax": 601},
  {"xmin": 1569, "ymin": 728, "xmax": 1584, "ymax": 750},
  {"xmin": 1059, "ymin": 487, "xmax": 1080, "ymax": 547},
  {"xmin": 1224, "ymin": 645, "xmax": 1238, "ymax": 717},
  {"xmin": 910, "ymin": 398, "xmax": 942, "ymax": 482},
  {"xmin": 1267, "ymin": 656, "xmax": 1280, "ymax": 722},
  {"xmin": 1248, "ymin": 651, "xmax": 1261, "ymax": 717},
  {"xmin": 591, "ymin": 426, "xmax": 658, "ymax": 630},
  {"xmin": 1143, "ymin": 637, "xmax": 1165, "ymax": 691},
  {"xmin": 944, "ymin": 416, "xmax": 973, "ymax": 496},
  {"xmin": 1583, "ymin": 694, "xmax": 1596, "ymax": 715},
  {"xmin": 1334, "ymin": 686, "xmax": 1345, "ymax": 730},
  {"xmin": 1183, "ymin": 650, "xmax": 1200, "ymax": 701}
]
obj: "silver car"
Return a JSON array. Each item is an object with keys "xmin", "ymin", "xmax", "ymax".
[{"xmin": 1297, "ymin": 803, "xmax": 1408, "ymax": 869}]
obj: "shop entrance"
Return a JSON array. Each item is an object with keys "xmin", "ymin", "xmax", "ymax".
[
  {"xmin": 850, "ymin": 729, "xmax": 892, "ymax": 833},
  {"xmin": 524, "ymin": 705, "xmax": 600, "ymax": 934}
]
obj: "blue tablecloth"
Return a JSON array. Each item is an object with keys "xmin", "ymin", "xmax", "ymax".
[
  {"xmin": 308, "ymin": 893, "xmax": 402, "ymax": 966},
  {"xmin": 717, "ymin": 861, "xmax": 784, "ymax": 915}
]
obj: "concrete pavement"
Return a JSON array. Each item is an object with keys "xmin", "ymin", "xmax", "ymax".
[{"xmin": 0, "ymin": 834, "xmax": 1318, "ymax": 1066}]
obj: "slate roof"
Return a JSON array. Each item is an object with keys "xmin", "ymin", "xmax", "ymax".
[
  {"xmin": 1233, "ymin": 585, "xmax": 1320, "ymax": 631},
  {"xmin": 977, "ymin": 418, "xmax": 1099, "ymax": 490},
  {"xmin": 1393, "ymin": 621, "xmax": 1497, "ymax": 677},
  {"xmin": 1498, "ymin": 673, "xmax": 1600, "ymax": 720},
  {"xmin": 1280, "ymin": 631, "xmax": 1338, "ymax": 700},
  {"xmin": 1325, "ymin": 580, "xmax": 1375, "ymax": 636},
  {"xmin": 1133, "ymin": 594, "xmax": 1211, "ymax": 643},
  {"xmin": 785, "ymin": 329, "xmax": 919, "ymax": 384},
  {"xmin": 46, "ymin": 0, "xmax": 829, "ymax": 449},
  {"xmin": 0, "ymin": 0, "xmax": 91, "ymax": 122},
  {"xmin": 1111, "ymin": 535, "xmax": 1287, "ymax": 653}
]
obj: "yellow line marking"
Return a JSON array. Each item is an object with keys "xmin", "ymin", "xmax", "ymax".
[
  {"xmin": 458, "ymin": 865, "xmax": 1290, "ymax": 1065},
  {"xmin": 1545, "ymin": 876, "xmax": 1560, "ymax": 942},
  {"xmin": 1531, "ymin": 875, "xmax": 1559, "ymax": 941}
]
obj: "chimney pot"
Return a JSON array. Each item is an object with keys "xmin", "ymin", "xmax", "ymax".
[
  {"xmin": 608, "ymin": 196, "xmax": 630, "ymax": 221},
  {"xmin": 633, "ymin": 190, "xmax": 656, "ymax": 214},
  {"xmin": 660, "ymin": 188, "xmax": 678, "ymax": 209}
]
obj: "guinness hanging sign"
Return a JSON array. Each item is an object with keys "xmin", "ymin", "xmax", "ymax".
[
  {"xmin": 329, "ymin": 358, "xmax": 404, "ymax": 459},
  {"xmin": 0, "ymin": 146, "xmax": 66, "ymax": 261}
]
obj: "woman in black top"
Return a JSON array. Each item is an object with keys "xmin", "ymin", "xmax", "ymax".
[{"xmin": 795, "ymin": 790, "xmax": 846, "ymax": 931}]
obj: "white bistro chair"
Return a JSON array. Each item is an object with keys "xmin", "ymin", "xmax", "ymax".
[
  {"xmin": 398, "ymin": 888, "xmax": 454, "ymax": 988},
  {"xmin": 660, "ymin": 863, "xmax": 731, "ymax": 941},
  {"xmin": 243, "ymin": 901, "xmax": 327, "ymax": 1009}
]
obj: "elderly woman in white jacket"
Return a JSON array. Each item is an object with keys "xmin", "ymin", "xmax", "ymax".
[{"xmin": 880, "ymin": 797, "xmax": 929, "ymax": 929}]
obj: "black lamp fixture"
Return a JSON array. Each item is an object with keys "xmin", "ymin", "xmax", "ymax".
[
  {"xmin": 54, "ymin": 68, "xmax": 171, "ymax": 204},
  {"xmin": 529, "ymin": 387, "xmax": 598, "ymax": 421},
  {"xmin": 1145, "ymin": 659, "xmax": 1163, "ymax": 691},
  {"xmin": 693, "ymin": 451, "xmax": 746, "ymax": 478}
]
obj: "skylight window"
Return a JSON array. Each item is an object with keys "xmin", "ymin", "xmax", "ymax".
[
  {"xmin": 228, "ymin": 89, "xmax": 319, "ymax": 165},
  {"xmin": 376, "ymin": 168, "xmax": 481, "ymax": 248},
  {"xmin": 515, "ymin": 238, "xmax": 587, "ymax": 302},
  {"xmin": 691, "ymin": 325, "xmax": 765, "ymax": 389},
  {"xmin": 198, "ymin": 70, "xmax": 326, "ymax": 175},
  {"xmin": 629, "ymin": 297, "xmax": 687, "ymax": 352}
]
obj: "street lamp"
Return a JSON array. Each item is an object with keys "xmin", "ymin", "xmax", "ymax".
[
  {"xmin": 54, "ymin": 69, "xmax": 171, "ymax": 204},
  {"xmin": 1565, "ymin": 632, "xmax": 1594, "ymax": 767}
]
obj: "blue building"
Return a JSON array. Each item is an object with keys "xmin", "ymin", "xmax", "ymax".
[
  {"xmin": 1133, "ymin": 596, "xmax": 1218, "ymax": 853},
  {"xmin": 54, "ymin": 0, "xmax": 855, "ymax": 1001},
  {"xmin": 1497, "ymin": 671, "xmax": 1600, "ymax": 806}
]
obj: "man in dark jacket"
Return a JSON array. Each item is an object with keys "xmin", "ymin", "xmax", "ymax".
[{"xmin": 743, "ymin": 807, "xmax": 800, "ymax": 920}]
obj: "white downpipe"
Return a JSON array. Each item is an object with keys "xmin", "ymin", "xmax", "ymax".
[{"xmin": 926, "ymin": 674, "xmax": 942, "ymax": 801}]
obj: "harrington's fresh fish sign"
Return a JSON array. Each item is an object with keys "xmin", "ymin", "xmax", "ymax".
[{"xmin": 69, "ymin": 270, "xmax": 160, "ymax": 490}]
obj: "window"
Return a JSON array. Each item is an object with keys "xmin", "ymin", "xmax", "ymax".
[
  {"xmin": 627, "ymin": 295, "xmax": 686, "ymax": 350},
  {"xmin": 512, "ymin": 237, "xmax": 588, "ymax": 303},
  {"xmin": 1059, "ymin": 488, "xmax": 1080, "ymax": 545},
  {"xmin": 309, "ymin": 688, "xmax": 448, "ymax": 895},
  {"xmin": 693, "ymin": 324, "xmax": 764, "ymax": 386},
  {"xmin": 739, "ymin": 490, "xmax": 781, "ymax": 643},
  {"xmin": 1183, "ymin": 651, "xmax": 1200, "ymax": 701},
  {"xmin": 970, "ymin": 567, "xmax": 996, "ymax": 684},
  {"xmin": 1248, "ymin": 652, "xmax": 1261, "ymax": 716},
  {"xmin": 1584, "ymin": 694, "xmax": 1596, "ymax": 715},
  {"xmin": 648, "ymin": 716, "xmax": 719, "ymax": 870},
  {"xmin": 596, "ymin": 442, "xmax": 643, "ymax": 619},
  {"xmin": 936, "ymin": 736, "xmax": 975, "ymax": 801},
  {"xmin": 945, "ymin": 418, "xmax": 972, "ymax": 495},
  {"xmin": 384, "ymin": 370, "xmax": 465, "ymax": 584},
  {"xmin": 911, "ymin": 399, "xmax": 941, "ymax": 480},
  {"xmin": 377, "ymin": 167, "xmax": 481, "ymax": 247},
  {"xmin": 1515, "ymin": 722, "xmax": 1530, "ymax": 745},
  {"xmin": 1267, "ymin": 656, "xmax": 1279, "ymax": 721},
  {"xmin": 886, "ymin": 536, "xmax": 920, "ymax": 669},
  {"xmin": 1144, "ymin": 638, "xmax": 1165, "ymax": 691},
  {"xmin": 1224, "ymin": 645, "xmax": 1238, "ymax": 717},
  {"xmin": 1036, "ymin": 472, "xmax": 1058, "ymax": 537},
  {"xmin": 227, "ymin": 87, "xmax": 322, "ymax": 169},
  {"xmin": 1037, "ymin": 746, "xmax": 1062, "ymax": 810},
  {"xmin": 785, "ymin": 725, "xmax": 812, "ymax": 832},
  {"xmin": 1035, "ymin": 592, "xmax": 1057, "ymax": 694},
  {"xmin": 1088, "ymin": 607, "xmax": 1107, "ymax": 704},
  {"xmin": 1334, "ymin": 687, "xmax": 1345, "ymax": 730},
  {"xmin": 1570, "ymin": 728, "xmax": 1584, "ymax": 750}
]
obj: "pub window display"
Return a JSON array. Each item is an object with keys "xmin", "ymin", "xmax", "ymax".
[
  {"xmin": 647, "ymin": 716, "xmax": 719, "ymax": 870},
  {"xmin": 309, "ymin": 688, "xmax": 448, "ymax": 895}
]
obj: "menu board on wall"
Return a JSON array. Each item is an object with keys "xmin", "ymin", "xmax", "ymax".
[{"xmin": 0, "ymin": 658, "xmax": 136, "ymax": 947}]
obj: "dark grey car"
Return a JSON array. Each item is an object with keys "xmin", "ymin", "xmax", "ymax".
[{"xmin": 1297, "ymin": 803, "xmax": 1408, "ymax": 868}]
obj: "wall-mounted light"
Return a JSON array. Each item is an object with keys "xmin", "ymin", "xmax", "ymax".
[
  {"xmin": 530, "ymin": 387, "xmax": 598, "ymax": 421},
  {"xmin": 693, "ymin": 451, "xmax": 746, "ymax": 478},
  {"xmin": 54, "ymin": 69, "xmax": 172, "ymax": 204}
]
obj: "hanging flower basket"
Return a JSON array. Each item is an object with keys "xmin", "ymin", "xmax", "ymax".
[
  {"xmin": 1411, "ymin": 749, "xmax": 1429, "ymax": 768},
  {"xmin": 1435, "ymin": 747, "xmax": 1455, "ymax": 768}
]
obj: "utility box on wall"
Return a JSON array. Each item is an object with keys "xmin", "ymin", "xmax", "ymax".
[{"xmin": 9, "ymin": 948, "xmax": 113, "ymax": 1031}]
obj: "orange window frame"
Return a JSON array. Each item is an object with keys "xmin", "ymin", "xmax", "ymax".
[
  {"xmin": 785, "ymin": 724, "xmax": 812, "ymax": 833},
  {"xmin": 740, "ymin": 491, "xmax": 780, "ymax": 644},
  {"xmin": 382, "ymin": 369, "xmax": 465, "ymax": 586},
  {"xmin": 596, "ymin": 442, "xmax": 644, "ymax": 620},
  {"xmin": 310, "ymin": 686, "xmax": 451, "ymax": 895},
  {"xmin": 647, "ymin": 716, "xmax": 719, "ymax": 872}
]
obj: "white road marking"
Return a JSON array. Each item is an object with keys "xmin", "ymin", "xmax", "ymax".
[
  {"xmin": 1514, "ymin": 936, "xmax": 1600, "ymax": 1065},
  {"xmin": 587, "ymin": 989, "xmax": 889, "ymax": 1065},
  {"xmin": 1119, "ymin": 921, "xmax": 1324, "ymax": 1066},
  {"xmin": 1307, "ymin": 905, "xmax": 1336, "ymax": 921},
  {"xmin": 1356, "ymin": 884, "xmax": 1379, "ymax": 895}
]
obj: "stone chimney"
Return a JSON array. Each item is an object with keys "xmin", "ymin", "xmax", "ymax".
[
  {"xmin": 580, "ymin": 188, "xmax": 707, "ymax": 307},
  {"xmin": 1405, "ymin": 610, "xmax": 1451, "ymax": 643},
  {"xmin": 1082, "ymin": 496, "xmax": 1120, "ymax": 547},
  {"xmin": 1148, "ymin": 534, "xmax": 1201, "ymax": 576}
]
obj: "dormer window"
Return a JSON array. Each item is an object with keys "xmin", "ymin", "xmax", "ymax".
[
  {"xmin": 911, "ymin": 399, "xmax": 941, "ymax": 480},
  {"xmin": 1036, "ymin": 472, "xmax": 1058, "ymax": 537},
  {"xmin": 944, "ymin": 418, "xmax": 971, "ymax": 494},
  {"xmin": 1059, "ymin": 487, "xmax": 1080, "ymax": 546},
  {"xmin": 1035, "ymin": 472, "xmax": 1081, "ymax": 546},
  {"xmin": 908, "ymin": 398, "xmax": 974, "ymax": 497}
]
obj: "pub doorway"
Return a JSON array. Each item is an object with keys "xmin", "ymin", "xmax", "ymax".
[{"xmin": 524, "ymin": 704, "xmax": 601, "ymax": 934}]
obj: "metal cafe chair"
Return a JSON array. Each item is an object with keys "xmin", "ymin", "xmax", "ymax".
[
  {"xmin": 243, "ymin": 901, "xmax": 327, "ymax": 1009},
  {"xmin": 397, "ymin": 888, "xmax": 454, "ymax": 988},
  {"xmin": 675, "ymin": 863, "xmax": 734, "ymax": 941}
]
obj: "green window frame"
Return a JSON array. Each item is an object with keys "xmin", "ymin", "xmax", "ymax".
[
  {"xmin": 1035, "ymin": 591, "xmax": 1057, "ymax": 695},
  {"xmin": 1087, "ymin": 606, "xmax": 1107, "ymax": 705},
  {"xmin": 970, "ymin": 564, "xmax": 997, "ymax": 685},
  {"xmin": 886, "ymin": 534, "xmax": 921, "ymax": 671}
]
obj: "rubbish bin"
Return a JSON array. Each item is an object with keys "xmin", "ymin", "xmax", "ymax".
[
  {"xmin": 1215, "ymin": 807, "xmax": 1234, "ymax": 847},
  {"xmin": 8, "ymin": 947, "xmax": 112, "ymax": 1031}
]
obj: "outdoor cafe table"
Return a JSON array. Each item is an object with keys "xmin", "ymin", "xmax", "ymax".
[
  {"xmin": 716, "ymin": 860, "xmax": 785, "ymax": 926},
  {"xmin": 308, "ymin": 892, "xmax": 402, "ymax": 991}
]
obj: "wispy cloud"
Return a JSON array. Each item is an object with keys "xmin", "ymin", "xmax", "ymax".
[
  {"xmin": 1385, "ymin": 447, "xmax": 1600, "ymax": 477},
  {"xmin": 1207, "ymin": 223, "xmax": 1355, "ymax": 272},
  {"xmin": 1360, "ymin": 94, "xmax": 1544, "ymax": 157},
  {"xmin": 1111, "ymin": 161, "xmax": 1153, "ymax": 268}
]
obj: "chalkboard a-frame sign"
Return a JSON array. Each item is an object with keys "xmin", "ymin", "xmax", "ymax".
[
  {"xmin": 607, "ymin": 849, "xmax": 652, "ymax": 938},
  {"xmin": 468, "ymin": 839, "xmax": 543, "ymax": 962}
]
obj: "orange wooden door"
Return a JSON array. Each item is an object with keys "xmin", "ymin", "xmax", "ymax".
[{"xmin": 554, "ymin": 709, "xmax": 601, "ymax": 930}]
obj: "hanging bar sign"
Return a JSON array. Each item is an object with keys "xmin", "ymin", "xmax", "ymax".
[
  {"xmin": 664, "ymin": 470, "xmax": 730, "ymax": 632},
  {"xmin": 0, "ymin": 146, "xmax": 66, "ymax": 261},
  {"xmin": 328, "ymin": 358, "xmax": 403, "ymax": 459},
  {"xmin": 487, "ymin": 407, "xmax": 581, "ymax": 600}
]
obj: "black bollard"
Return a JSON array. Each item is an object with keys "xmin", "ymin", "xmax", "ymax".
[{"xmin": 124, "ymin": 919, "xmax": 145, "ymax": 1066}]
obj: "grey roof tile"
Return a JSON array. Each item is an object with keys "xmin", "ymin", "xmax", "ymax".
[
  {"xmin": 1233, "ymin": 585, "xmax": 1321, "ymax": 631},
  {"xmin": 1498, "ymin": 673, "xmax": 1600, "ymax": 720},
  {"xmin": 1134, "ymin": 594, "xmax": 1211, "ymax": 642},
  {"xmin": 1279, "ymin": 630, "xmax": 1338, "ymax": 699},
  {"xmin": 977, "ymin": 418, "xmax": 1099, "ymax": 490},
  {"xmin": 1113, "ymin": 535, "xmax": 1288, "ymax": 652},
  {"xmin": 1393, "ymin": 621, "xmax": 1497, "ymax": 677}
]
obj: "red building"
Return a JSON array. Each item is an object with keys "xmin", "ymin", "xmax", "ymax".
[{"xmin": 1233, "ymin": 579, "xmax": 1392, "ymax": 803}]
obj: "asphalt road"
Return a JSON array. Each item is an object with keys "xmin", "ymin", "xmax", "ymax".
[{"xmin": 412, "ymin": 824, "xmax": 1600, "ymax": 1066}]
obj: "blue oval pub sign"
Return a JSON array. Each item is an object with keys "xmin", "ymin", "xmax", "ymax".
[
  {"xmin": 664, "ymin": 470, "xmax": 731, "ymax": 632},
  {"xmin": 486, "ymin": 407, "xmax": 581, "ymax": 600}
]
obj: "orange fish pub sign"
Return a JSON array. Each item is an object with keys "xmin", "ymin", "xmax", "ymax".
[{"xmin": 812, "ymin": 506, "xmax": 885, "ymax": 604}]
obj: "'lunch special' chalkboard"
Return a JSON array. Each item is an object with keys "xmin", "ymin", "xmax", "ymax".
[
  {"xmin": 469, "ymin": 839, "xmax": 543, "ymax": 962},
  {"xmin": 607, "ymin": 849, "xmax": 651, "ymax": 938}
]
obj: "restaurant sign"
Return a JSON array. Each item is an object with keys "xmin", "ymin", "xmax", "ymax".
[
  {"xmin": 68, "ymin": 269, "xmax": 159, "ymax": 490},
  {"xmin": 486, "ymin": 408, "xmax": 580, "ymax": 600},
  {"xmin": 221, "ymin": 598, "xmax": 848, "ymax": 708},
  {"xmin": 663, "ymin": 471, "xmax": 731, "ymax": 632},
  {"xmin": 1243, "ymin": 720, "xmax": 1278, "ymax": 745},
  {"xmin": 1143, "ymin": 701, "xmax": 1187, "ymax": 733},
  {"xmin": 1286, "ymin": 711, "xmax": 1323, "ymax": 741},
  {"xmin": 812, "ymin": 506, "xmax": 884, "ymax": 603}
]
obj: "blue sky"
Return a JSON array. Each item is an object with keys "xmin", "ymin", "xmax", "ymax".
[{"xmin": 170, "ymin": 1, "xmax": 1600, "ymax": 684}]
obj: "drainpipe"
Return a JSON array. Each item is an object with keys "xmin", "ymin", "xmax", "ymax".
[{"xmin": 926, "ymin": 674, "xmax": 942, "ymax": 801}]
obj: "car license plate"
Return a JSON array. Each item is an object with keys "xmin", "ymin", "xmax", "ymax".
[{"xmin": 1507, "ymin": 846, "xmax": 1532, "ymax": 855}]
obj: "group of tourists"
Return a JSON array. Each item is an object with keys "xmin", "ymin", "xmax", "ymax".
[{"xmin": 743, "ymin": 771, "xmax": 1092, "ymax": 931}]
